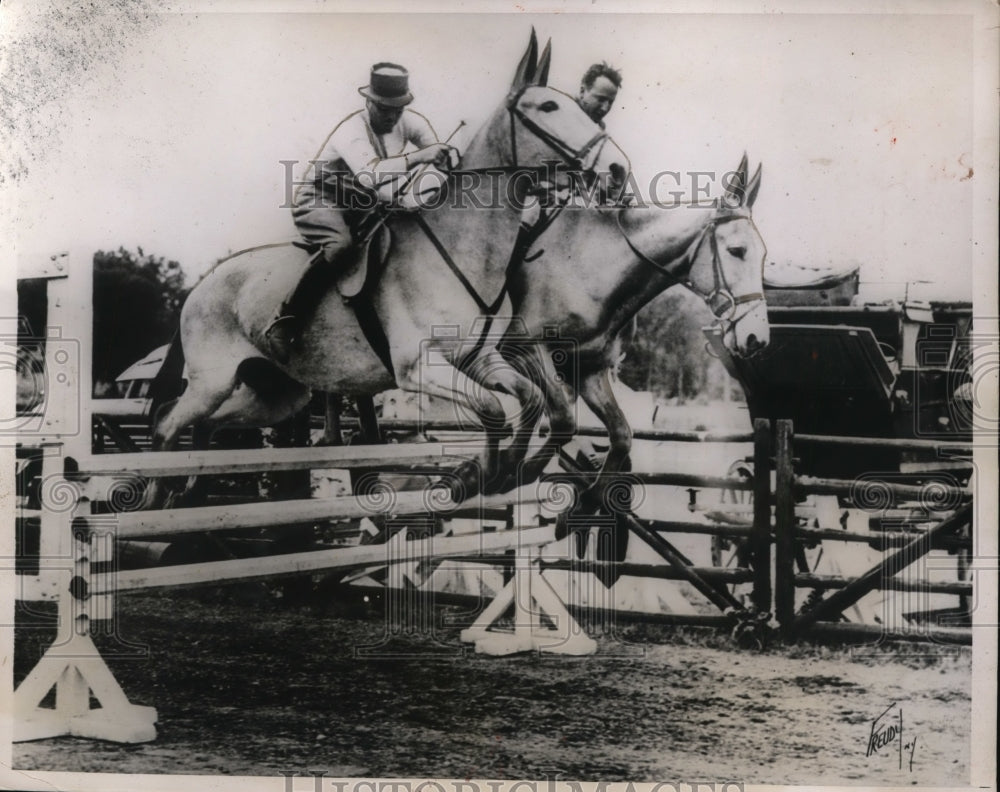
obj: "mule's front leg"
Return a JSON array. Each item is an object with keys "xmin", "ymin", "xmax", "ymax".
[
  {"xmin": 576, "ymin": 367, "xmax": 633, "ymax": 512},
  {"xmin": 566, "ymin": 367, "xmax": 635, "ymax": 567},
  {"xmin": 503, "ymin": 340, "xmax": 579, "ymax": 488},
  {"xmin": 460, "ymin": 348, "xmax": 546, "ymax": 493}
]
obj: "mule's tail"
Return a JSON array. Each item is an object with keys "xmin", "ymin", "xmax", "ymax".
[{"xmin": 146, "ymin": 331, "xmax": 187, "ymax": 439}]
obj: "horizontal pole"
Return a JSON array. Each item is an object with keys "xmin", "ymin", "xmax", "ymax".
[
  {"xmin": 345, "ymin": 419, "xmax": 485, "ymax": 435},
  {"xmin": 87, "ymin": 525, "xmax": 556, "ymax": 594},
  {"xmin": 609, "ymin": 428, "xmax": 752, "ymax": 443},
  {"xmin": 380, "ymin": 466, "xmax": 471, "ymax": 477},
  {"xmin": 633, "ymin": 472, "xmax": 755, "ymax": 490},
  {"xmin": 91, "ymin": 400, "xmax": 153, "ymax": 419},
  {"xmin": 795, "ymin": 475, "xmax": 971, "ymax": 503},
  {"xmin": 691, "ymin": 503, "xmax": 819, "ymax": 518},
  {"xmin": 69, "ymin": 442, "xmax": 482, "ymax": 478},
  {"xmin": 447, "ymin": 507, "xmax": 512, "ymax": 522},
  {"xmin": 795, "ymin": 524, "xmax": 970, "ymax": 550},
  {"xmin": 350, "ymin": 419, "xmax": 755, "ymax": 444},
  {"xmin": 541, "ymin": 472, "xmax": 755, "ymax": 491},
  {"xmin": 795, "ymin": 433, "xmax": 972, "ymax": 453},
  {"xmin": 79, "ymin": 491, "xmax": 555, "ymax": 540},
  {"xmin": 540, "ymin": 560, "xmax": 752, "ymax": 583},
  {"xmin": 642, "ymin": 518, "xmax": 755, "ymax": 540},
  {"xmin": 688, "ymin": 502, "xmax": 758, "ymax": 514},
  {"xmin": 802, "ymin": 620, "xmax": 971, "ymax": 646},
  {"xmin": 794, "ymin": 573, "xmax": 971, "ymax": 596},
  {"xmin": 445, "ymin": 555, "xmax": 753, "ymax": 583}
]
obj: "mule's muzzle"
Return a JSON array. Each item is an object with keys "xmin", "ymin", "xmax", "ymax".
[
  {"xmin": 727, "ymin": 300, "xmax": 770, "ymax": 359},
  {"xmin": 744, "ymin": 332, "xmax": 768, "ymax": 356}
]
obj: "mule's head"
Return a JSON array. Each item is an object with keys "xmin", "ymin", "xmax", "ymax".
[
  {"xmin": 464, "ymin": 30, "xmax": 630, "ymax": 192},
  {"xmin": 510, "ymin": 85, "xmax": 630, "ymax": 190},
  {"xmin": 686, "ymin": 156, "xmax": 770, "ymax": 357}
]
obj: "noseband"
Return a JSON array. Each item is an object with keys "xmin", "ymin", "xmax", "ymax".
[
  {"xmin": 507, "ymin": 87, "xmax": 610, "ymax": 173},
  {"xmin": 618, "ymin": 212, "xmax": 765, "ymax": 323}
]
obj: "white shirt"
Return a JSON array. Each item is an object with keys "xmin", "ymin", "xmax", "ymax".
[{"xmin": 296, "ymin": 108, "xmax": 438, "ymax": 206}]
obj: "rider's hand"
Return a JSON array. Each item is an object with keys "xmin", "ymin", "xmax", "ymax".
[
  {"xmin": 414, "ymin": 143, "xmax": 459, "ymax": 170},
  {"xmin": 413, "ymin": 143, "xmax": 450, "ymax": 166},
  {"xmin": 442, "ymin": 146, "xmax": 461, "ymax": 170}
]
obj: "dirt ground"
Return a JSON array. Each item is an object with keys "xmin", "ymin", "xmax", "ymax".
[{"xmin": 12, "ymin": 587, "xmax": 971, "ymax": 786}]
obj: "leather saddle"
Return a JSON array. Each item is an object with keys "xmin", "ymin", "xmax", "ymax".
[
  {"xmin": 292, "ymin": 214, "xmax": 391, "ymax": 301},
  {"xmin": 335, "ymin": 166, "xmax": 445, "ymax": 297},
  {"xmin": 338, "ymin": 215, "xmax": 392, "ymax": 299}
]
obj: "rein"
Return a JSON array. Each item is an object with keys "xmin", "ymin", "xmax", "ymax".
[
  {"xmin": 414, "ymin": 196, "xmax": 567, "ymax": 371},
  {"xmin": 404, "ymin": 91, "xmax": 608, "ymax": 370},
  {"xmin": 616, "ymin": 211, "xmax": 764, "ymax": 322}
]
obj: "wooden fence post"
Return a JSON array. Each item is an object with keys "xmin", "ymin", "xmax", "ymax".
[
  {"xmin": 774, "ymin": 419, "xmax": 796, "ymax": 636},
  {"xmin": 751, "ymin": 418, "xmax": 772, "ymax": 614}
]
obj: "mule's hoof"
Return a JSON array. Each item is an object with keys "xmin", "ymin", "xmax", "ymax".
[
  {"xmin": 554, "ymin": 510, "xmax": 569, "ymax": 541},
  {"xmin": 483, "ymin": 468, "xmax": 520, "ymax": 495},
  {"xmin": 596, "ymin": 517, "xmax": 630, "ymax": 565},
  {"xmin": 497, "ymin": 474, "xmax": 521, "ymax": 494},
  {"xmin": 576, "ymin": 485, "xmax": 602, "ymax": 516},
  {"xmin": 448, "ymin": 460, "xmax": 482, "ymax": 503},
  {"xmin": 483, "ymin": 450, "xmax": 518, "ymax": 494}
]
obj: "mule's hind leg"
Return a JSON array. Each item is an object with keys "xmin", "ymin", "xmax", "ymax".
[
  {"xmin": 165, "ymin": 423, "xmax": 216, "ymax": 508},
  {"xmin": 395, "ymin": 353, "xmax": 509, "ymax": 502},
  {"xmin": 144, "ymin": 363, "xmax": 312, "ymax": 509},
  {"xmin": 143, "ymin": 382, "xmax": 235, "ymax": 509}
]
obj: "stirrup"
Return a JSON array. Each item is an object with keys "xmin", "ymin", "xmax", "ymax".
[{"xmin": 264, "ymin": 314, "xmax": 295, "ymax": 338}]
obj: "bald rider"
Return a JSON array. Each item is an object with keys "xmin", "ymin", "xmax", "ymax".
[{"xmin": 267, "ymin": 62, "xmax": 458, "ymax": 363}]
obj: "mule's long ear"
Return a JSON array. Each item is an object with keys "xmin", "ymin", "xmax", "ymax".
[
  {"xmin": 745, "ymin": 163, "xmax": 762, "ymax": 208},
  {"xmin": 723, "ymin": 152, "xmax": 749, "ymax": 206},
  {"xmin": 512, "ymin": 28, "xmax": 539, "ymax": 89},
  {"xmin": 734, "ymin": 152, "xmax": 748, "ymax": 190},
  {"xmin": 534, "ymin": 39, "xmax": 552, "ymax": 86}
]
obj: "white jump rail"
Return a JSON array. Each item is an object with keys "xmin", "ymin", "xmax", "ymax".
[
  {"xmin": 65, "ymin": 441, "xmax": 482, "ymax": 478},
  {"xmin": 13, "ymin": 254, "xmax": 595, "ymax": 745}
]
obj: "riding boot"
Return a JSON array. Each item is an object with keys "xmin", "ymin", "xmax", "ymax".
[{"xmin": 265, "ymin": 247, "xmax": 343, "ymax": 363}]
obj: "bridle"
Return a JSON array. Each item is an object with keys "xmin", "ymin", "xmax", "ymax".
[
  {"xmin": 618, "ymin": 212, "xmax": 765, "ymax": 324},
  {"xmin": 506, "ymin": 86, "xmax": 610, "ymax": 174},
  {"xmin": 412, "ymin": 88, "xmax": 614, "ymax": 372}
]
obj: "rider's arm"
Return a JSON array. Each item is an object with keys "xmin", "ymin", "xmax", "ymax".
[
  {"xmin": 329, "ymin": 112, "xmax": 453, "ymax": 200},
  {"xmin": 329, "ymin": 114, "xmax": 409, "ymax": 188},
  {"xmin": 400, "ymin": 109, "xmax": 437, "ymax": 166},
  {"xmin": 399, "ymin": 110, "xmax": 457, "ymax": 170}
]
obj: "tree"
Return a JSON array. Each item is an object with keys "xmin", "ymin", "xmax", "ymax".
[
  {"xmin": 92, "ymin": 248, "xmax": 188, "ymax": 392},
  {"xmin": 618, "ymin": 290, "xmax": 717, "ymax": 402}
]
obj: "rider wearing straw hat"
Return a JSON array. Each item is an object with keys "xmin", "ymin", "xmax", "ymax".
[{"xmin": 266, "ymin": 62, "xmax": 458, "ymax": 363}]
